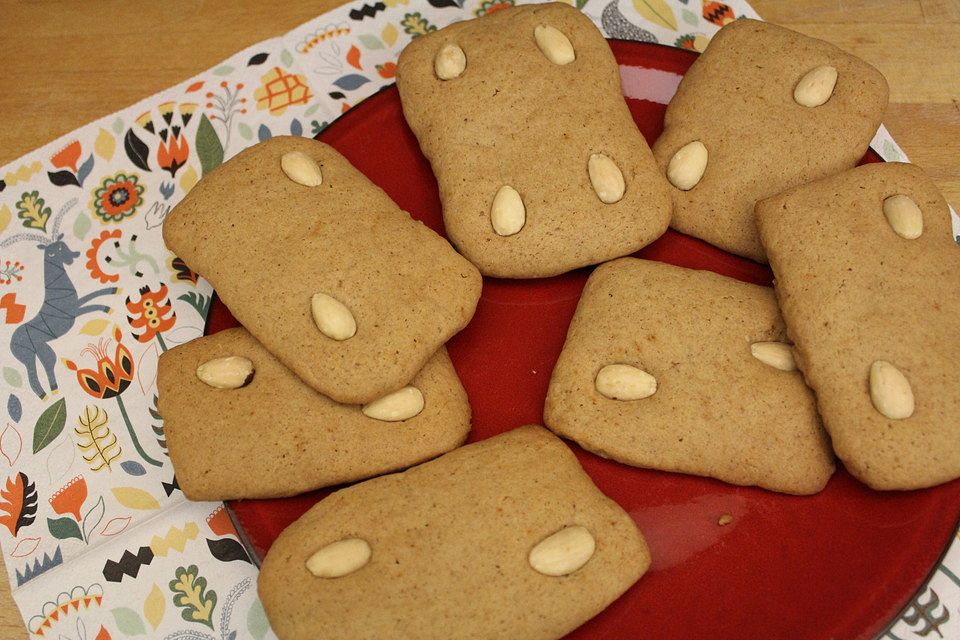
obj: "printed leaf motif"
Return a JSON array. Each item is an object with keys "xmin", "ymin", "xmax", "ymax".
[
  {"xmin": 0, "ymin": 424, "xmax": 21, "ymax": 465},
  {"xmin": 170, "ymin": 565, "xmax": 217, "ymax": 629},
  {"xmin": 257, "ymin": 124, "xmax": 272, "ymax": 142},
  {"xmin": 124, "ymin": 129, "xmax": 152, "ymax": 172},
  {"xmin": 247, "ymin": 599, "xmax": 269, "ymax": 640},
  {"xmin": 0, "ymin": 472, "xmax": 36, "ymax": 535},
  {"xmin": 237, "ymin": 123, "xmax": 253, "ymax": 141},
  {"xmin": 195, "ymin": 115, "xmax": 224, "ymax": 177},
  {"xmin": 111, "ymin": 486, "xmax": 161, "ymax": 510},
  {"xmin": 73, "ymin": 212, "xmax": 91, "ymax": 240},
  {"xmin": 358, "ymin": 34, "xmax": 383, "ymax": 49},
  {"xmin": 111, "ymin": 607, "xmax": 147, "ymax": 636},
  {"xmin": 290, "ymin": 119, "xmax": 303, "ymax": 137},
  {"xmin": 48, "ymin": 170, "xmax": 80, "ymax": 188},
  {"xmin": 15, "ymin": 191, "xmax": 51, "ymax": 231},
  {"xmin": 0, "ymin": 204, "xmax": 10, "ymax": 234},
  {"xmin": 75, "ymin": 405, "xmax": 121, "ymax": 472},
  {"xmin": 101, "ymin": 515, "xmax": 132, "ymax": 536},
  {"xmin": 185, "ymin": 81, "xmax": 205, "ymax": 93},
  {"xmin": 47, "ymin": 515, "xmax": 82, "ymax": 541},
  {"xmin": 45, "ymin": 433, "xmax": 75, "ymax": 484},
  {"xmin": 82, "ymin": 495, "xmax": 106, "ymax": 542},
  {"xmin": 33, "ymin": 398, "xmax": 67, "ymax": 454},
  {"xmin": 382, "ymin": 24, "xmax": 398, "ymax": 47},
  {"xmin": 247, "ymin": 52, "xmax": 269, "ymax": 66},
  {"xmin": 428, "ymin": 0, "xmax": 462, "ymax": 7},
  {"xmin": 632, "ymin": 0, "xmax": 678, "ymax": 30},
  {"xmin": 136, "ymin": 342, "xmax": 160, "ymax": 395},
  {"xmin": 347, "ymin": 45, "xmax": 362, "ymax": 69},
  {"xmin": 7, "ymin": 395, "xmax": 21, "ymax": 423},
  {"xmin": 207, "ymin": 537, "xmax": 251, "ymax": 564},
  {"xmin": 112, "ymin": 117, "xmax": 125, "ymax": 135},
  {"xmin": 2, "ymin": 367, "xmax": 21, "ymax": 388},
  {"xmin": 304, "ymin": 103, "xmax": 321, "ymax": 117},
  {"xmin": 281, "ymin": 49, "xmax": 294, "ymax": 67},
  {"xmin": 10, "ymin": 536, "xmax": 40, "ymax": 557},
  {"xmin": 179, "ymin": 165, "xmax": 199, "ymax": 193},
  {"xmin": 77, "ymin": 154, "xmax": 95, "ymax": 186},
  {"xmin": 95, "ymin": 625, "xmax": 113, "ymax": 640},
  {"xmin": 95, "ymin": 128, "xmax": 116, "ymax": 161},
  {"xmin": 682, "ymin": 8, "xmax": 698, "ymax": 25},
  {"xmin": 80, "ymin": 319, "xmax": 111, "ymax": 336},
  {"xmin": 212, "ymin": 65, "xmax": 235, "ymax": 76},
  {"xmin": 333, "ymin": 74, "xmax": 370, "ymax": 91},
  {"xmin": 145, "ymin": 583, "xmax": 166, "ymax": 629},
  {"xmin": 121, "ymin": 460, "xmax": 147, "ymax": 476}
]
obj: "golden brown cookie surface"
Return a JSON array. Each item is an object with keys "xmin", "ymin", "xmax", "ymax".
[
  {"xmin": 396, "ymin": 2, "xmax": 671, "ymax": 278},
  {"xmin": 653, "ymin": 19, "xmax": 888, "ymax": 262},
  {"xmin": 544, "ymin": 258, "xmax": 834, "ymax": 495},
  {"xmin": 163, "ymin": 136, "xmax": 482, "ymax": 404},
  {"xmin": 756, "ymin": 162, "xmax": 960, "ymax": 490},
  {"xmin": 258, "ymin": 425, "xmax": 649, "ymax": 640},
  {"xmin": 157, "ymin": 328, "xmax": 470, "ymax": 500}
]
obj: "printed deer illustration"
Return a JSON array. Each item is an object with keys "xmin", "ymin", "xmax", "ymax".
[{"xmin": 1, "ymin": 199, "xmax": 119, "ymax": 399}]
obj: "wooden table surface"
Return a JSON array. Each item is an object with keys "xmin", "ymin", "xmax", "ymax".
[{"xmin": 0, "ymin": 0, "xmax": 958, "ymax": 636}]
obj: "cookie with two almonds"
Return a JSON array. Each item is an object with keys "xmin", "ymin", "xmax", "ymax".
[
  {"xmin": 396, "ymin": 2, "xmax": 671, "ymax": 278},
  {"xmin": 163, "ymin": 136, "xmax": 482, "ymax": 405}
]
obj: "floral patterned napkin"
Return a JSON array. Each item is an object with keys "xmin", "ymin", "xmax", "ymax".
[{"xmin": 0, "ymin": 1, "xmax": 956, "ymax": 638}]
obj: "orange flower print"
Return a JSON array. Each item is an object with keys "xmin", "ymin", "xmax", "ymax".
[
  {"xmin": 376, "ymin": 62, "xmax": 397, "ymax": 79},
  {"xmin": 49, "ymin": 476, "xmax": 87, "ymax": 521},
  {"xmin": 253, "ymin": 67, "xmax": 312, "ymax": 116},
  {"xmin": 157, "ymin": 131, "xmax": 189, "ymax": 178},
  {"xmin": 51, "ymin": 141, "xmax": 82, "ymax": 173},
  {"xmin": 65, "ymin": 328, "xmax": 162, "ymax": 468},
  {"xmin": 85, "ymin": 229, "xmax": 121, "ymax": 284},
  {"xmin": 91, "ymin": 173, "xmax": 144, "ymax": 223},
  {"xmin": 126, "ymin": 284, "xmax": 176, "ymax": 349}
]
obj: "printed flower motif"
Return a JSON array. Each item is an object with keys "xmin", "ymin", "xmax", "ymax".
[
  {"xmin": 253, "ymin": 67, "xmax": 312, "ymax": 116},
  {"xmin": 66, "ymin": 328, "xmax": 162, "ymax": 468},
  {"xmin": 50, "ymin": 141, "xmax": 82, "ymax": 173},
  {"xmin": 401, "ymin": 12, "xmax": 437, "ymax": 37},
  {"xmin": 675, "ymin": 33, "xmax": 709, "ymax": 52},
  {"xmin": 49, "ymin": 476, "xmax": 88, "ymax": 521},
  {"xmin": 0, "ymin": 260, "xmax": 24, "ymax": 285},
  {"xmin": 474, "ymin": 0, "xmax": 514, "ymax": 17},
  {"xmin": 85, "ymin": 229, "xmax": 122, "ymax": 284},
  {"xmin": 703, "ymin": 1, "xmax": 736, "ymax": 26},
  {"xmin": 126, "ymin": 284, "xmax": 176, "ymax": 346},
  {"xmin": 157, "ymin": 131, "xmax": 190, "ymax": 178},
  {"xmin": 376, "ymin": 62, "xmax": 397, "ymax": 79},
  {"xmin": 91, "ymin": 173, "xmax": 144, "ymax": 223},
  {"xmin": 15, "ymin": 191, "xmax": 51, "ymax": 232},
  {"xmin": 65, "ymin": 328, "xmax": 134, "ymax": 400}
]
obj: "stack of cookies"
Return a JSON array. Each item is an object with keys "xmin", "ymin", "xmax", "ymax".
[{"xmin": 158, "ymin": 3, "xmax": 959, "ymax": 639}]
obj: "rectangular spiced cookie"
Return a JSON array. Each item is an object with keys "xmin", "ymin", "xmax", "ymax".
[
  {"xmin": 396, "ymin": 2, "xmax": 671, "ymax": 278},
  {"xmin": 543, "ymin": 258, "xmax": 834, "ymax": 495},
  {"xmin": 163, "ymin": 136, "xmax": 482, "ymax": 405},
  {"xmin": 258, "ymin": 425, "xmax": 649, "ymax": 640},
  {"xmin": 157, "ymin": 327, "xmax": 470, "ymax": 500},
  {"xmin": 756, "ymin": 162, "xmax": 960, "ymax": 490},
  {"xmin": 652, "ymin": 19, "xmax": 888, "ymax": 262}
]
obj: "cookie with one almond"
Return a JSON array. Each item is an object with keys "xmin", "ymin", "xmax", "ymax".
[
  {"xmin": 652, "ymin": 18, "xmax": 888, "ymax": 262},
  {"xmin": 258, "ymin": 425, "xmax": 649, "ymax": 640},
  {"xmin": 157, "ymin": 327, "xmax": 470, "ymax": 500},
  {"xmin": 543, "ymin": 257, "xmax": 834, "ymax": 495},
  {"xmin": 756, "ymin": 162, "xmax": 960, "ymax": 490},
  {"xmin": 396, "ymin": 2, "xmax": 671, "ymax": 278},
  {"xmin": 162, "ymin": 136, "xmax": 482, "ymax": 405}
]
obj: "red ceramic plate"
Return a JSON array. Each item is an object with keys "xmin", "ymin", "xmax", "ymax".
[{"xmin": 210, "ymin": 41, "xmax": 960, "ymax": 639}]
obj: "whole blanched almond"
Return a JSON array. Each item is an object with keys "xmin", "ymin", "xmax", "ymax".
[
  {"xmin": 794, "ymin": 65, "xmax": 838, "ymax": 108},
  {"xmin": 435, "ymin": 43, "xmax": 466, "ymax": 80},
  {"xmin": 750, "ymin": 342, "xmax": 797, "ymax": 372},
  {"xmin": 306, "ymin": 538, "xmax": 371, "ymax": 578},
  {"xmin": 362, "ymin": 386, "xmax": 424, "ymax": 421},
  {"xmin": 196, "ymin": 356, "xmax": 254, "ymax": 389},
  {"xmin": 595, "ymin": 364, "xmax": 657, "ymax": 400},
  {"xmin": 667, "ymin": 141, "xmax": 707, "ymax": 191},
  {"xmin": 528, "ymin": 525, "xmax": 596, "ymax": 577},
  {"xmin": 280, "ymin": 151, "xmax": 323, "ymax": 187},
  {"xmin": 311, "ymin": 293, "xmax": 357, "ymax": 341},
  {"xmin": 869, "ymin": 360, "xmax": 915, "ymax": 420},
  {"xmin": 534, "ymin": 25, "xmax": 575, "ymax": 65},
  {"xmin": 883, "ymin": 194, "xmax": 923, "ymax": 240},
  {"xmin": 588, "ymin": 153, "xmax": 625, "ymax": 204},
  {"xmin": 491, "ymin": 185, "xmax": 526, "ymax": 236}
]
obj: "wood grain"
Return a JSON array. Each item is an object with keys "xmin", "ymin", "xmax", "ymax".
[{"xmin": 0, "ymin": 0, "xmax": 958, "ymax": 636}]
